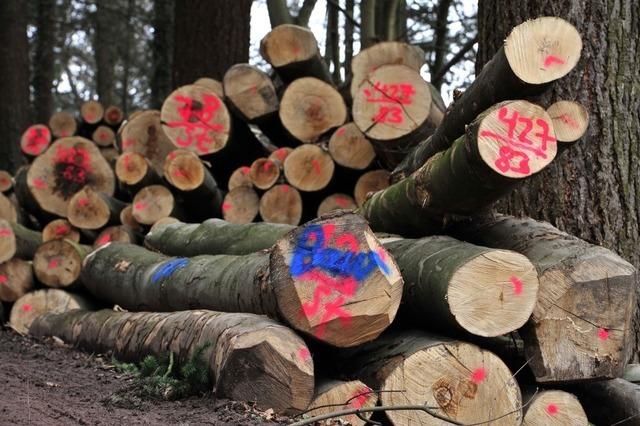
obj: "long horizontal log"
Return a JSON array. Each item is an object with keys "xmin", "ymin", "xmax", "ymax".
[
  {"xmin": 84, "ymin": 212, "xmax": 403, "ymax": 347},
  {"xmin": 391, "ymin": 17, "xmax": 582, "ymax": 181},
  {"xmin": 29, "ymin": 309, "xmax": 315, "ymax": 414}
]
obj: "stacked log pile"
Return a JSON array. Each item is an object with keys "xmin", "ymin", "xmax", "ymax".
[{"xmin": 0, "ymin": 16, "xmax": 637, "ymax": 425}]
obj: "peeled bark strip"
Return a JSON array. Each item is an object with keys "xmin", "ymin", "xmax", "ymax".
[
  {"xmin": 227, "ymin": 166, "xmax": 253, "ymax": 190},
  {"xmin": 249, "ymin": 158, "xmax": 280, "ymax": 190},
  {"xmin": 92, "ymin": 125, "xmax": 115, "ymax": 147},
  {"xmin": 20, "ymin": 124, "xmax": 52, "ymax": 157},
  {"xmin": 279, "ymin": 78, "xmax": 347, "ymax": 143},
  {"xmin": 48, "ymin": 111, "xmax": 77, "ymax": 138},
  {"xmin": 573, "ymin": 379, "xmax": 640, "ymax": 426},
  {"xmin": 33, "ymin": 239, "xmax": 90, "ymax": 289},
  {"xmin": 522, "ymin": 390, "xmax": 587, "ymax": 426},
  {"xmin": 22, "ymin": 137, "xmax": 115, "ymax": 218},
  {"xmin": 161, "ymin": 85, "xmax": 231, "ymax": 156},
  {"xmin": 260, "ymin": 184, "xmax": 303, "ymax": 225},
  {"xmin": 383, "ymin": 235, "xmax": 538, "ymax": 337},
  {"xmin": 333, "ymin": 331, "xmax": 522, "ymax": 425},
  {"xmin": 118, "ymin": 110, "xmax": 175, "ymax": 176},
  {"xmin": 115, "ymin": 152, "xmax": 162, "ymax": 194},
  {"xmin": 10, "ymin": 288, "xmax": 91, "ymax": 334},
  {"xmin": 359, "ymin": 101, "xmax": 557, "ymax": 236},
  {"xmin": 0, "ymin": 170, "xmax": 12, "ymax": 193},
  {"xmin": 450, "ymin": 214, "xmax": 636, "ymax": 382},
  {"xmin": 84, "ymin": 213, "xmax": 403, "ymax": 347},
  {"xmin": 132, "ymin": 185, "xmax": 181, "ymax": 225},
  {"xmin": 0, "ymin": 219, "xmax": 42, "ymax": 262},
  {"xmin": 80, "ymin": 100, "xmax": 104, "ymax": 125},
  {"xmin": 103, "ymin": 105, "xmax": 123, "ymax": 127},
  {"xmin": 349, "ymin": 41, "xmax": 425, "ymax": 99},
  {"xmin": 192, "ymin": 77, "xmax": 223, "ymax": 97},
  {"xmin": 0, "ymin": 258, "xmax": 34, "ymax": 302},
  {"xmin": 328, "ymin": 123, "xmax": 375, "ymax": 170},
  {"xmin": 317, "ymin": 194, "xmax": 357, "ymax": 217},
  {"xmin": 546, "ymin": 100, "xmax": 589, "ymax": 146},
  {"xmin": 354, "ymin": 169, "xmax": 390, "ymax": 207},
  {"xmin": 284, "ymin": 145, "xmax": 335, "ymax": 192},
  {"xmin": 352, "ymin": 65, "xmax": 445, "ymax": 169},
  {"xmin": 30, "ymin": 309, "xmax": 314, "ymax": 414},
  {"xmin": 93, "ymin": 225, "xmax": 137, "ymax": 249},
  {"xmin": 306, "ymin": 379, "xmax": 377, "ymax": 426},
  {"xmin": 42, "ymin": 218, "xmax": 80, "ymax": 243},
  {"xmin": 392, "ymin": 17, "xmax": 582, "ymax": 181},
  {"xmin": 260, "ymin": 24, "xmax": 332, "ymax": 84},
  {"xmin": 67, "ymin": 186, "xmax": 128, "ymax": 230},
  {"xmin": 222, "ymin": 187, "xmax": 259, "ymax": 224}
]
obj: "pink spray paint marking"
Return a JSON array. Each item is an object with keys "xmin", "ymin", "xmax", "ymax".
[
  {"xmin": 546, "ymin": 403, "xmax": 559, "ymax": 416},
  {"xmin": 0, "ymin": 178, "xmax": 8, "ymax": 186},
  {"xmin": 33, "ymin": 178, "xmax": 47, "ymax": 189},
  {"xmin": 134, "ymin": 201, "xmax": 148, "ymax": 211},
  {"xmin": 22, "ymin": 304, "xmax": 32, "ymax": 312},
  {"xmin": 241, "ymin": 166, "xmax": 250, "ymax": 175},
  {"xmin": 470, "ymin": 367, "xmax": 486, "ymax": 384},
  {"xmin": 0, "ymin": 275, "xmax": 7, "ymax": 285},
  {"xmin": 349, "ymin": 388, "xmax": 371, "ymax": 409},
  {"xmin": 55, "ymin": 225, "xmax": 69, "ymax": 236},
  {"xmin": 297, "ymin": 347, "xmax": 310, "ymax": 362},
  {"xmin": 249, "ymin": 85, "xmax": 258, "ymax": 94},
  {"xmin": 598, "ymin": 328, "xmax": 610, "ymax": 341},
  {"xmin": 222, "ymin": 202, "xmax": 232, "ymax": 212},
  {"xmin": 77, "ymin": 197, "xmax": 90, "ymax": 207},
  {"xmin": 557, "ymin": 113, "xmax": 579, "ymax": 129},
  {"xmin": 543, "ymin": 55, "xmax": 565, "ymax": 68},
  {"xmin": 48, "ymin": 258, "xmax": 59, "ymax": 269},
  {"xmin": 310, "ymin": 159, "xmax": 322, "ymax": 174},
  {"xmin": 25, "ymin": 127, "xmax": 50, "ymax": 155},
  {"xmin": 335, "ymin": 197, "xmax": 349, "ymax": 208},
  {"xmin": 97, "ymin": 234, "xmax": 111, "ymax": 246},
  {"xmin": 0, "ymin": 228, "xmax": 12, "ymax": 237},
  {"xmin": 336, "ymin": 127, "xmax": 346, "ymax": 136},
  {"xmin": 509, "ymin": 276, "xmax": 523, "ymax": 295},
  {"xmin": 173, "ymin": 168, "xmax": 187, "ymax": 179},
  {"xmin": 122, "ymin": 138, "xmax": 136, "ymax": 149},
  {"xmin": 166, "ymin": 94, "xmax": 224, "ymax": 154},
  {"xmin": 262, "ymin": 161, "xmax": 273, "ymax": 172},
  {"xmin": 281, "ymin": 185, "xmax": 290, "ymax": 193},
  {"xmin": 275, "ymin": 149, "xmax": 288, "ymax": 161}
]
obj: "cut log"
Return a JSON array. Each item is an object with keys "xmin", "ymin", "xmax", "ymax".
[
  {"xmin": 80, "ymin": 100, "xmax": 104, "ymax": 125},
  {"xmin": 83, "ymin": 212, "xmax": 403, "ymax": 347},
  {"xmin": 0, "ymin": 192, "xmax": 18, "ymax": 222},
  {"xmin": 547, "ymin": 100, "xmax": 589, "ymax": 146},
  {"xmin": 249, "ymin": 157, "xmax": 280, "ymax": 190},
  {"xmin": 0, "ymin": 170, "xmax": 12, "ymax": 193},
  {"xmin": 10, "ymin": 288, "xmax": 92, "ymax": 334},
  {"xmin": 260, "ymin": 24, "xmax": 332, "ymax": 84},
  {"xmin": 115, "ymin": 152, "xmax": 162, "ymax": 194},
  {"xmin": 192, "ymin": 77, "xmax": 224, "ymax": 97},
  {"xmin": 132, "ymin": 185, "xmax": 182, "ymax": 225},
  {"xmin": 317, "ymin": 194, "xmax": 357, "ymax": 216},
  {"xmin": 222, "ymin": 187, "xmax": 260, "ymax": 224},
  {"xmin": 67, "ymin": 186, "xmax": 128, "ymax": 230},
  {"xmin": 0, "ymin": 219, "xmax": 42, "ymax": 263},
  {"xmin": 93, "ymin": 225, "xmax": 137, "ymax": 248},
  {"xmin": 33, "ymin": 239, "xmax": 90, "ymax": 289},
  {"xmin": 103, "ymin": 105, "xmax": 124, "ymax": 127},
  {"xmin": 450, "ymin": 214, "xmax": 636, "ymax": 382},
  {"xmin": 119, "ymin": 205, "xmax": 145, "ymax": 233},
  {"xmin": 20, "ymin": 124, "xmax": 52, "ymax": 157},
  {"xmin": 99, "ymin": 146, "xmax": 118, "ymax": 166},
  {"xmin": 227, "ymin": 166, "xmax": 253, "ymax": 190},
  {"xmin": 0, "ymin": 258, "xmax": 34, "ymax": 302},
  {"xmin": 358, "ymin": 100, "xmax": 557, "ymax": 236},
  {"xmin": 331, "ymin": 331, "xmax": 522, "ymax": 425},
  {"xmin": 328, "ymin": 123, "xmax": 375, "ymax": 170},
  {"xmin": 354, "ymin": 169, "xmax": 389, "ymax": 207},
  {"xmin": 352, "ymin": 65, "xmax": 445, "ymax": 169},
  {"xmin": 223, "ymin": 64, "xmax": 279, "ymax": 123},
  {"xmin": 572, "ymin": 379, "xmax": 640, "ymax": 426},
  {"xmin": 30, "ymin": 309, "xmax": 314, "ymax": 414},
  {"xmin": 48, "ymin": 111, "xmax": 77, "ymax": 138},
  {"xmin": 161, "ymin": 84, "xmax": 231, "ymax": 156},
  {"xmin": 260, "ymin": 184, "xmax": 303, "ymax": 225},
  {"xmin": 284, "ymin": 144, "xmax": 335, "ymax": 192},
  {"xmin": 269, "ymin": 147, "xmax": 292, "ymax": 163},
  {"xmin": 117, "ymin": 110, "xmax": 175, "ymax": 176},
  {"xmin": 383, "ymin": 235, "xmax": 538, "ymax": 337},
  {"xmin": 280, "ymin": 78, "xmax": 347, "ymax": 144},
  {"xmin": 92, "ymin": 125, "xmax": 116, "ymax": 147},
  {"xmin": 148, "ymin": 216, "xmax": 179, "ymax": 233},
  {"xmin": 350, "ymin": 41, "xmax": 425, "ymax": 99},
  {"xmin": 522, "ymin": 389, "xmax": 587, "ymax": 426},
  {"xmin": 392, "ymin": 17, "xmax": 582, "ymax": 181},
  {"xmin": 19, "ymin": 137, "xmax": 115, "ymax": 218},
  {"xmin": 42, "ymin": 218, "xmax": 80, "ymax": 243},
  {"xmin": 306, "ymin": 379, "xmax": 377, "ymax": 426}
]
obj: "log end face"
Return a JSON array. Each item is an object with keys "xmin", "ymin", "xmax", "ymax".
[
  {"xmin": 260, "ymin": 24, "xmax": 319, "ymax": 67},
  {"xmin": 164, "ymin": 150, "xmax": 205, "ymax": 190},
  {"xmin": 547, "ymin": 100, "xmax": 589, "ymax": 143},
  {"xmin": 33, "ymin": 239, "xmax": 83, "ymax": 288},
  {"xmin": 42, "ymin": 219, "xmax": 80, "ymax": 243},
  {"xmin": 523, "ymin": 390, "xmax": 587, "ymax": 426},
  {"xmin": 259, "ymin": 184, "xmax": 303, "ymax": 225},
  {"xmin": 115, "ymin": 152, "xmax": 148, "ymax": 185},
  {"xmin": 67, "ymin": 186, "xmax": 110, "ymax": 230},
  {"xmin": 21, "ymin": 124, "xmax": 52, "ymax": 157},
  {"xmin": 306, "ymin": 380, "xmax": 377, "ymax": 425},
  {"xmin": 223, "ymin": 187, "xmax": 260, "ymax": 224},
  {"xmin": 283, "ymin": 145, "xmax": 335, "ymax": 192},
  {"xmin": 10, "ymin": 289, "xmax": 89, "ymax": 335},
  {"xmin": 132, "ymin": 185, "xmax": 174, "ymax": 225},
  {"xmin": 0, "ymin": 218, "xmax": 17, "ymax": 263},
  {"xmin": 328, "ymin": 123, "xmax": 375, "ymax": 170}
]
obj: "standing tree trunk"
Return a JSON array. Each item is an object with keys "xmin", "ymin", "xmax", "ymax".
[
  {"xmin": 94, "ymin": 0, "xmax": 117, "ymax": 105},
  {"xmin": 120, "ymin": 0, "xmax": 135, "ymax": 115},
  {"xmin": 33, "ymin": 0, "xmax": 57, "ymax": 124},
  {"xmin": 151, "ymin": 0, "xmax": 174, "ymax": 109},
  {"xmin": 0, "ymin": 0, "xmax": 30, "ymax": 173},
  {"xmin": 173, "ymin": 0, "xmax": 251, "ymax": 86},
  {"xmin": 478, "ymin": 0, "xmax": 640, "ymax": 356}
]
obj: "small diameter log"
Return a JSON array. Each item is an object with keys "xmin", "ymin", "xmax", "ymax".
[
  {"xmin": 30, "ymin": 309, "xmax": 314, "ymax": 414},
  {"xmin": 573, "ymin": 379, "xmax": 640, "ymax": 426},
  {"xmin": 284, "ymin": 145, "xmax": 335, "ymax": 192},
  {"xmin": 306, "ymin": 380, "xmax": 377, "ymax": 426},
  {"xmin": 93, "ymin": 225, "xmax": 137, "ymax": 248},
  {"xmin": 92, "ymin": 125, "xmax": 116, "ymax": 147},
  {"xmin": 132, "ymin": 185, "xmax": 182, "ymax": 225},
  {"xmin": 67, "ymin": 186, "xmax": 128, "ymax": 230},
  {"xmin": 383, "ymin": 235, "xmax": 539, "ymax": 337},
  {"xmin": 0, "ymin": 219, "xmax": 42, "ymax": 262},
  {"xmin": 103, "ymin": 105, "xmax": 124, "ymax": 127},
  {"xmin": 192, "ymin": 77, "xmax": 224, "ymax": 97},
  {"xmin": 352, "ymin": 65, "xmax": 445, "ymax": 169},
  {"xmin": 33, "ymin": 239, "xmax": 90, "ymax": 289},
  {"xmin": 260, "ymin": 184, "xmax": 303, "ymax": 225},
  {"xmin": 317, "ymin": 194, "xmax": 357, "ymax": 217},
  {"xmin": 392, "ymin": 17, "xmax": 582, "ymax": 181},
  {"xmin": 10, "ymin": 288, "xmax": 92, "ymax": 334},
  {"xmin": 20, "ymin": 124, "xmax": 52, "ymax": 157},
  {"xmin": 269, "ymin": 147, "xmax": 292, "ymax": 163},
  {"xmin": 0, "ymin": 192, "xmax": 18, "ymax": 222},
  {"xmin": 0, "ymin": 258, "xmax": 34, "ymax": 302},
  {"xmin": 84, "ymin": 212, "xmax": 403, "ymax": 347},
  {"xmin": 118, "ymin": 110, "xmax": 175, "ymax": 176},
  {"xmin": 0, "ymin": 170, "xmax": 12, "ymax": 193},
  {"xmin": 227, "ymin": 166, "xmax": 253, "ymax": 190},
  {"xmin": 80, "ymin": 100, "xmax": 104, "ymax": 125},
  {"xmin": 115, "ymin": 152, "xmax": 162, "ymax": 194},
  {"xmin": 522, "ymin": 390, "xmax": 587, "ymax": 426},
  {"xmin": 42, "ymin": 218, "xmax": 80, "ymax": 243},
  {"xmin": 328, "ymin": 123, "xmax": 375, "ymax": 170},
  {"xmin": 222, "ymin": 187, "xmax": 260, "ymax": 224},
  {"xmin": 48, "ymin": 111, "xmax": 77, "ymax": 138},
  {"xmin": 349, "ymin": 41, "xmax": 425, "ymax": 99},
  {"xmin": 547, "ymin": 100, "xmax": 589, "ymax": 147},
  {"xmin": 354, "ymin": 169, "xmax": 390, "ymax": 207},
  {"xmin": 450, "ymin": 214, "xmax": 636, "ymax": 383},
  {"xmin": 161, "ymin": 85, "xmax": 231, "ymax": 156},
  {"xmin": 260, "ymin": 24, "xmax": 332, "ymax": 84},
  {"xmin": 279, "ymin": 78, "xmax": 347, "ymax": 143},
  {"xmin": 333, "ymin": 331, "xmax": 522, "ymax": 425},
  {"xmin": 358, "ymin": 100, "xmax": 558, "ymax": 236},
  {"xmin": 119, "ymin": 205, "xmax": 145, "ymax": 233},
  {"xmin": 249, "ymin": 157, "xmax": 280, "ymax": 190}
]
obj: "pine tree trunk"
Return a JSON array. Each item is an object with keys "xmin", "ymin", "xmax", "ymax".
[
  {"xmin": 151, "ymin": 0, "xmax": 174, "ymax": 109},
  {"xmin": 477, "ymin": 0, "xmax": 640, "ymax": 358},
  {"xmin": 33, "ymin": 0, "xmax": 57, "ymax": 124}
]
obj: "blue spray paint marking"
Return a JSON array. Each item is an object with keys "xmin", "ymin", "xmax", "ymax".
[{"xmin": 151, "ymin": 258, "xmax": 189, "ymax": 283}]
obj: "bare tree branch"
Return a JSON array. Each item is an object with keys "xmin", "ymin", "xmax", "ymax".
[
  {"xmin": 431, "ymin": 35, "xmax": 477, "ymax": 86},
  {"xmin": 327, "ymin": 0, "xmax": 360, "ymax": 28},
  {"xmin": 295, "ymin": 0, "xmax": 317, "ymax": 26}
]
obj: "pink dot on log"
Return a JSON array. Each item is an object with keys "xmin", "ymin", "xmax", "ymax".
[
  {"xmin": 0, "ymin": 275, "xmax": 7, "ymax": 284},
  {"xmin": 546, "ymin": 403, "xmax": 559, "ymax": 415},
  {"xmin": 275, "ymin": 149, "xmax": 287, "ymax": 161},
  {"xmin": 598, "ymin": 328, "xmax": 610, "ymax": 341},
  {"xmin": 22, "ymin": 304, "xmax": 32, "ymax": 312},
  {"xmin": 241, "ymin": 166, "xmax": 250, "ymax": 174},
  {"xmin": 78, "ymin": 197, "xmax": 90, "ymax": 207},
  {"xmin": 471, "ymin": 367, "xmax": 486, "ymax": 384},
  {"xmin": 262, "ymin": 161, "xmax": 272, "ymax": 172},
  {"xmin": 222, "ymin": 202, "xmax": 232, "ymax": 212},
  {"xmin": 335, "ymin": 197, "xmax": 349, "ymax": 207},
  {"xmin": 310, "ymin": 159, "xmax": 322, "ymax": 174},
  {"xmin": 97, "ymin": 234, "xmax": 111, "ymax": 246},
  {"xmin": 123, "ymin": 139, "xmax": 135, "ymax": 149},
  {"xmin": 0, "ymin": 178, "xmax": 8, "ymax": 185},
  {"xmin": 55, "ymin": 225, "xmax": 69, "ymax": 236},
  {"xmin": 509, "ymin": 276, "xmax": 523, "ymax": 295},
  {"xmin": 349, "ymin": 387, "xmax": 371, "ymax": 409},
  {"xmin": 0, "ymin": 228, "xmax": 12, "ymax": 237},
  {"xmin": 281, "ymin": 185, "xmax": 289, "ymax": 193},
  {"xmin": 336, "ymin": 127, "xmax": 346, "ymax": 136},
  {"xmin": 33, "ymin": 178, "xmax": 47, "ymax": 189},
  {"xmin": 134, "ymin": 201, "xmax": 147, "ymax": 211},
  {"xmin": 48, "ymin": 258, "xmax": 59, "ymax": 269},
  {"xmin": 298, "ymin": 347, "xmax": 310, "ymax": 361},
  {"xmin": 249, "ymin": 85, "xmax": 258, "ymax": 94},
  {"xmin": 543, "ymin": 55, "xmax": 565, "ymax": 67}
]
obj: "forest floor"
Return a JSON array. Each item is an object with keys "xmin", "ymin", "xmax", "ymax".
[{"xmin": 0, "ymin": 327, "xmax": 292, "ymax": 425}]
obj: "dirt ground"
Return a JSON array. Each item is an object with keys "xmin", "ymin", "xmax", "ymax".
[{"xmin": 0, "ymin": 327, "xmax": 291, "ymax": 425}]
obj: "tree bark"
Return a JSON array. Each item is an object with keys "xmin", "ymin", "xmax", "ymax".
[
  {"xmin": 95, "ymin": 0, "xmax": 117, "ymax": 105},
  {"xmin": 150, "ymin": 0, "xmax": 174, "ymax": 109},
  {"xmin": 33, "ymin": 0, "xmax": 57, "ymax": 124},
  {"xmin": 572, "ymin": 379, "xmax": 640, "ymax": 425}
]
